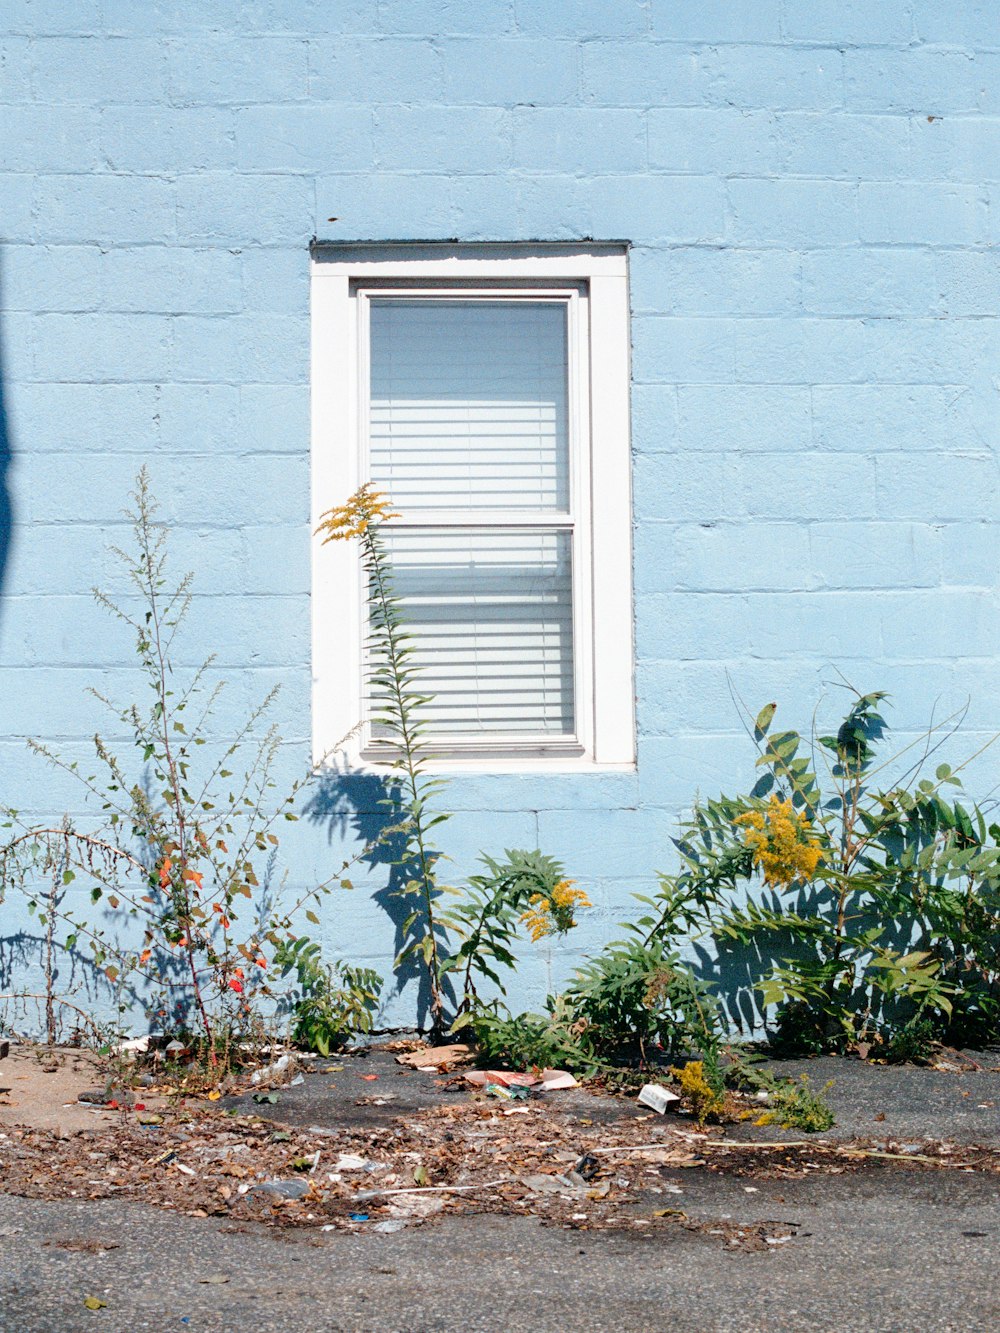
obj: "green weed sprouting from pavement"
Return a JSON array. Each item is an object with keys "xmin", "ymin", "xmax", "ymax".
[
  {"xmin": 317, "ymin": 485, "xmax": 452, "ymax": 1035},
  {"xmin": 671, "ymin": 688, "xmax": 1000, "ymax": 1055},
  {"xmin": 273, "ymin": 936, "xmax": 382, "ymax": 1056},
  {"xmin": 751, "ymin": 1073, "xmax": 836, "ymax": 1133}
]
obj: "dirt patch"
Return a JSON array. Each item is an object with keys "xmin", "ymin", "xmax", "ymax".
[
  {"xmin": 0, "ymin": 1046, "xmax": 131, "ymax": 1135},
  {"xmin": 43, "ymin": 1235, "xmax": 121, "ymax": 1253}
]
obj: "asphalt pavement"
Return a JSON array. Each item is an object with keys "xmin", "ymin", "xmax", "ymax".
[
  {"xmin": 3, "ymin": 1049, "xmax": 1000, "ymax": 1331},
  {"xmin": 1, "ymin": 1169, "xmax": 998, "ymax": 1333}
]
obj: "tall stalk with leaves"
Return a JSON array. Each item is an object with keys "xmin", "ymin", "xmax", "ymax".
[
  {"xmin": 317, "ymin": 486, "xmax": 453, "ymax": 1034},
  {"xmin": 317, "ymin": 487, "xmax": 591, "ymax": 1040}
]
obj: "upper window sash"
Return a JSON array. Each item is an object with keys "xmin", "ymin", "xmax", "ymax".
[{"xmin": 355, "ymin": 285, "xmax": 585, "ymax": 522}]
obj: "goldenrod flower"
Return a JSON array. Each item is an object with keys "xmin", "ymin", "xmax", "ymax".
[
  {"xmin": 521, "ymin": 893, "xmax": 552, "ymax": 943},
  {"xmin": 520, "ymin": 879, "xmax": 591, "ymax": 941},
  {"xmin": 736, "ymin": 795, "xmax": 823, "ymax": 888},
  {"xmin": 316, "ymin": 484, "xmax": 399, "ymax": 543},
  {"xmin": 669, "ymin": 1059, "xmax": 726, "ymax": 1125}
]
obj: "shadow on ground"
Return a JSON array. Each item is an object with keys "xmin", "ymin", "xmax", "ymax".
[
  {"xmin": 220, "ymin": 1045, "xmax": 1000, "ymax": 1146},
  {"xmin": 222, "ymin": 1045, "xmax": 631, "ymax": 1131}
]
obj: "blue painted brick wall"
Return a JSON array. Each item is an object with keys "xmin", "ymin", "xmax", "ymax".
[{"xmin": 1, "ymin": 1, "xmax": 998, "ymax": 1025}]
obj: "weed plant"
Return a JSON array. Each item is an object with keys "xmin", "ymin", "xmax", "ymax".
[
  {"xmin": 316, "ymin": 486, "xmax": 590, "ymax": 1039},
  {"xmin": 1, "ymin": 470, "xmax": 365, "ymax": 1065}
]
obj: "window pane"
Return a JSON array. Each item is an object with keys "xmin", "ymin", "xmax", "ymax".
[
  {"xmin": 369, "ymin": 529, "xmax": 574, "ymax": 739},
  {"xmin": 369, "ymin": 300, "xmax": 569, "ymax": 512}
]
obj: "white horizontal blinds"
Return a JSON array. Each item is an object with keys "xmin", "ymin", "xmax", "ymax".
[
  {"xmin": 369, "ymin": 530, "xmax": 575, "ymax": 739},
  {"xmin": 369, "ymin": 299, "xmax": 570, "ymax": 512}
]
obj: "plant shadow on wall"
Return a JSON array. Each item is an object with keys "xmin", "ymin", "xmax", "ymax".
[
  {"xmin": 0, "ymin": 911, "xmax": 146, "ymax": 1047},
  {"xmin": 303, "ymin": 764, "xmax": 431, "ymax": 1016},
  {"xmin": 0, "ymin": 807, "xmax": 179, "ymax": 1047}
]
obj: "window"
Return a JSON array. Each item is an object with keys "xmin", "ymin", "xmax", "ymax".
[{"xmin": 311, "ymin": 243, "xmax": 634, "ymax": 771}]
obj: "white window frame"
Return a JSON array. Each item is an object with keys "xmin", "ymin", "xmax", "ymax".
[{"xmin": 310, "ymin": 243, "xmax": 634, "ymax": 773}]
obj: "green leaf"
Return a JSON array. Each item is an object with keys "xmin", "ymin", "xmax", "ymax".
[{"xmin": 754, "ymin": 702, "xmax": 777, "ymax": 736}]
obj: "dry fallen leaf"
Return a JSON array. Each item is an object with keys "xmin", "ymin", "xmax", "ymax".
[{"xmin": 82, "ymin": 1295, "xmax": 107, "ymax": 1310}]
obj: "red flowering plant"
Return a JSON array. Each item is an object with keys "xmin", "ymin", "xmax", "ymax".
[{"xmin": 1, "ymin": 470, "xmax": 364, "ymax": 1066}]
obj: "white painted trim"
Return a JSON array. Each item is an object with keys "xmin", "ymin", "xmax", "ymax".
[
  {"xmin": 589, "ymin": 270, "xmax": 635, "ymax": 766},
  {"xmin": 312, "ymin": 242, "xmax": 628, "ymax": 281},
  {"xmin": 311, "ymin": 270, "xmax": 361, "ymax": 764},
  {"xmin": 310, "ymin": 244, "xmax": 635, "ymax": 773}
]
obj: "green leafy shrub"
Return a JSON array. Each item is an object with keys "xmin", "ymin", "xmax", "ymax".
[
  {"xmin": 475, "ymin": 688, "xmax": 1000, "ymax": 1077},
  {"xmin": 753, "ymin": 1074, "xmax": 835, "ymax": 1133},
  {"xmin": 273, "ymin": 937, "xmax": 382, "ymax": 1055},
  {"xmin": 678, "ymin": 690, "xmax": 1000, "ymax": 1054},
  {"xmin": 881, "ymin": 1016, "xmax": 939, "ymax": 1065},
  {"xmin": 471, "ymin": 881, "xmax": 728, "ymax": 1077},
  {"xmin": 446, "ymin": 849, "xmax": 589, "ymax": 1026},
  {"xmin": 470, "ymin": 995, "xmax": 600, "ymax": 1074}
]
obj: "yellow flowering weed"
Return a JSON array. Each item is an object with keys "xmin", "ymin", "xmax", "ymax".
[
  {"xmin": 735, "ymin": 795, "xmax": 823, "ymax": 888},
  {"xmin": 316, "ymin": 483, "xmax": 399, "ymax": 543},
  {"xmin": 520, "ymin": 879, "xmax": 591, "ymax": 941}
]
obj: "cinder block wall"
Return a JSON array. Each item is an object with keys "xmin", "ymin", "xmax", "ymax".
[{"xmin": 1, "ymin": 1, "xmax": 997, "ymax": 1023}]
